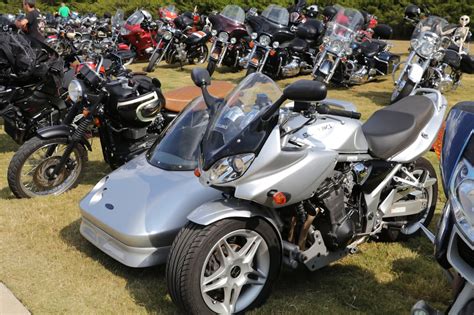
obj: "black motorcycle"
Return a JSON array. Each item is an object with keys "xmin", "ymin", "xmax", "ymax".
[
  {"xmin": 146, "ymin": 13, "xmax": 210, "ymax": 72},
  {"xmin": 243, "ymin": 4, "xmax": 295, "ymax": 78},
  {"xmin": 7, "ymin": 61, "xmax": 167, "ymax": 198},
  {"xmin": 0, "ymin": 34, "xmax": 67, "ymax": 145}
]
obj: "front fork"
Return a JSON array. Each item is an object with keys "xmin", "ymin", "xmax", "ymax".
[
  {"xmin": 209, "ymin": 41, "xmax": 229, "ymax": 67},
  {"xmin": 312, "ymin": 50, "xmax": 341, "ymax": 83}
]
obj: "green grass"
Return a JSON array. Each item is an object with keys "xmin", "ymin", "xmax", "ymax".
[{"xmin": 1, "ymin": 40, "xmax": 473, "ymax": 314}]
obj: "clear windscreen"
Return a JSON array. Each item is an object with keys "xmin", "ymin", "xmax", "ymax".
[
  {"xmin": 112, "ymin": 10, "xmax": 124, "ymax": 28},
  {"xmin": 204, "ymin": 73, "xmax": 281, "ymax": 154},
  {"xmin": 147, "ymin": 97, "xmax": 209, "ymax": 171},
  {"xmin": 221, "ymin": 5, "xmax": 245, "ymax": 24},
  {"xmin": 412, "ymin": 16, "xmax": 449, "ymax": 39},
  {"xmin": 325, "ymin": 6, "xmax": 364, "ymax": 38},
  {"xmin": 126, "ymin": 11, "xmax": 144, "ymax": 25},
  {"xmin": 262, "ymin": 5, "xmax": 290, "ymax": 26}
]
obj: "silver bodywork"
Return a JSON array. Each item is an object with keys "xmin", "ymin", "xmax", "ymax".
[{"xmin": 79, "ymin": 154, "xmax": 222, "ymax": 267}]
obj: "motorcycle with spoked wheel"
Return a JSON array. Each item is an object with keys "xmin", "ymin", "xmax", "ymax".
[
  {"xmin": 7, "ymin": 61, "xmax": 167, "ymax": 198},
  {"xmin": 166, "ymin": 68, "xmax": 445, "ymax": 314}
]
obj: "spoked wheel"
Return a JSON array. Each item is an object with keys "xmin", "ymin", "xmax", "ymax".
[
  {"xmin": 196, "ymin": 45, "xmax": 209, "ymax": 64},
  {"xmin": 146, "ymin": 49, "xmax": 163, "ymax": 72},
  {"xmin": 382, "ymin": 157, "xmax": 438, "ymax": 241},
  {"xmin": 167, "ymin": 218, "xmax": 281, "ymax": 314},
  {"xmin": 391, "ymin": 78, "xmax": 415, "ymax": 103},
  {"xmin": 7, "ymin": 137, "xmax": 86, "ymax": 198}
]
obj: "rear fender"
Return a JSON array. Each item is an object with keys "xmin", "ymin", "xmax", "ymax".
[{"xmin": 37, "ymin": 125, "xmax": 92, "ymax": 151}]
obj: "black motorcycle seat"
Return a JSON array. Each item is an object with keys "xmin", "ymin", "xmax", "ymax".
[
  {"xmin": 362, "ymin": 95, "xmax": 434, "ymax": 159},
  {"xmin": 360, "ymin": 40, "xmax": 386, "ymax": 58}
]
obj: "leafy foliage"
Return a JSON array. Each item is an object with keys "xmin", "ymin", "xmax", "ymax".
[{"xmin": 0, "ymin": 0, "xmax": 473, "ymax": 38}]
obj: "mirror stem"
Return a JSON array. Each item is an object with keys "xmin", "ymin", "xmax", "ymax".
[{"xmin": 261, "ymin": 95, "xmax": 287, "ymax": 121}]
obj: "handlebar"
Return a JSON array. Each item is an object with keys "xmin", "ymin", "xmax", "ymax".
[{"xmin": 316, "ymin": 104, "xmax": 361, "ymax": 120}]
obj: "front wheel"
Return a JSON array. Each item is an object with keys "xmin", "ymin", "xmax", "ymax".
[
  {"xmin": 246, "ymin": 66, "xmax": 257, "ymax": 77},
  {"xmin": 166, "ymin": 218, "xmax": 281, "ymax": 314},
  {"xmin": 391, "ymin": 79, "xmax": 415, "ymax": 103},
  {"xmin": 313, "ymin": 70, "xmax": 327, "ymax": 83},
  {"xmin": 7, "ymin": 137, "xmax": 87, "ymax": 198},
  {"xmin": 146, "ymin": 49, "xmax": 163, "ymax": 72}
]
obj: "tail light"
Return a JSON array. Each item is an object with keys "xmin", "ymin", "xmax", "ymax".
[
  {"xmin": 269, "ymin": 49, "xmax": 276, "ymax": 56},
  {"xmin": 433, "ymin": 122, "xmax": 446, "ymax": 160}
]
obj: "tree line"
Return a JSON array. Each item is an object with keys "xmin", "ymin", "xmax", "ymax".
[{"xmin": 1, "ymin": 0, "xmax": 473, "ymax": 38}]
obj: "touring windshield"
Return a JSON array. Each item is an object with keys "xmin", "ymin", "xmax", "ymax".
[
  {"xmin": 126, "ymin": 11, "xmax": 144, "ymax": 25},
  {"xmin": 147, "ymin": 97, "xmax": 209, "ymax": 171},
  {"xmin": 201, "ymin": 73, "xmax": 282, "ymax": 169},
  {"xmin": 221, "ymin": 5, "xmax": 245, "ymax": 24},
  {"xmin": 325, "ymin": 6, "xmax": 364, "ymax": 38},
  {"xmin": 112, "ymin": 10, "xmax": 124, "ymax": 28},
  {"xmin": 262, "ymin": 5, "xmax": 289, "ymax": 26},
  {"xmin": 412, "ymin": 16, "xmax": 449, "ymax": 39}
]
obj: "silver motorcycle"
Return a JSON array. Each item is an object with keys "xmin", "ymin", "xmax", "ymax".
[
  {"xmin": 166, "ymin": 68, "xmax": 446, "ymax": 314},
  {"xmin": 391, "ymin": 16, "xmax": 461, "ymax": 103}
]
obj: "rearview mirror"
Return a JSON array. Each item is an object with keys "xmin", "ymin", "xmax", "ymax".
[
  {"xmin": 283, "ymin": 80, "xmax": 327, "ymax": 102},
  {"xmin": 191, "ymin": 68, "xmax": 211, "ymax": 88}
]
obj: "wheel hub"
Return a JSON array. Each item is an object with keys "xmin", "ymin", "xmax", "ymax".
[{"xmin": 33, "ymin": 157, "xmax": 68, "ymax": 189}]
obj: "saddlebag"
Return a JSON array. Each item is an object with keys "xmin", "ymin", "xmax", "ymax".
[
  {"xmin": 375, "ymin": 51, "xmax": 400, "ymax": 75},
  {"xmin": 461, "ymin": 54, "xmax": 474, "ymax": 74}
]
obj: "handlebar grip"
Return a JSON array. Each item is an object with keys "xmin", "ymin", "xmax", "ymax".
[{"xmin": 316, "ymin": 105, "xmax": 361, "ymax": 120}]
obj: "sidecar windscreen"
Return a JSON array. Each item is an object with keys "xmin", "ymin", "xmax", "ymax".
[{"xmin": 147, "ymin": 97, "xmax": 209, "ymax": 171}]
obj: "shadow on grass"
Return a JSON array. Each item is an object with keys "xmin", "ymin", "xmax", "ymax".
[
  {"xmin": 354, "ymin": 90, "xmax": 392, "ymax": 106},
  {"xmin": 59, "ymin": 217, "xmax": 450, "ymax": 313},
  {"xmin": 60, "ymin": 219, "xmax": 175, "ymax": 314},
  {"xmin": 0, "ymin": 132, "xmax": 19, "ymax": 153}
]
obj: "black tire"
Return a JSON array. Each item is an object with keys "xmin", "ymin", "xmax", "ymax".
[
  {"xmin": 207, "ymin": 59, "xmax": 217, "ymax": 76},
  {"xmin": 391, "ymin": 79, "xmax": 415, "ymax": 103},
  {"xmin": 166, "ymin": 218, "xmax": 281, "ymax": 314},
  {"xmin": 146, "ymin": 50, "xmax": 161, "ymax": 72},
  {"xmin": 197, "ymin": 45, "xmax": 209, "ymax": 64},
  {"xmin": 7, "ymin": 137, "xmax": 87, "ymax": 198},
  {"xmin": 381, "ymin": 157, "xmax": 438, "ymax": 242},
  {"xmin": 246, "ymin": 66, "xmax": 257, "ymax": 77}
]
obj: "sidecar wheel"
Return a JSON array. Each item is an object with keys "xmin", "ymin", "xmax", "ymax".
[{"xmin": 166, "ymin": 218, "xmax": 281, "ymax": 314}]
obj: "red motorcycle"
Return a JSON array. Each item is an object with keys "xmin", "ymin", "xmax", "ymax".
[{"xmin": 120, "ymin": 9, "xmax": 159, "ymax": 60}]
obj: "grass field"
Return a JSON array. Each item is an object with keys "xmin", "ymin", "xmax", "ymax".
[{"xmin": 1, "ymin": 40, "xmax": 473, "ymax": 314}]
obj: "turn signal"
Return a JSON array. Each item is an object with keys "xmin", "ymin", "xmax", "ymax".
[
  {"xmin": 269, "ymin": 49, "xmax": 276, "ymax": 56},
  {"xmin": 94, "ymin": 117, "xmax": 101, "ymax": 127},
  {"xmin": 433, "ymin": 122, "xmax": 445, "ymax": 160},
  {"xmin": 82, "ymin": 108, "xmax": 90, "ymax": 117},
  {"xmin": 249, "ymin": 41, "xmax": 254, "ymax": 48},
  {"xmin": 272, "ymin": 192, "xmax": 287, "ymax": 205},
  {"xmin": 194, "ymin": 168, "xmax": 201, "ymax": 177}
]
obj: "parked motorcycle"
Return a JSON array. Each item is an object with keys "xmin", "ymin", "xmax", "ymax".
[
  {"xmin": 243, "ymin": 4, "xmax": 295, "ymax": 78},
  {"xmin": 120, "ymin": 9, "xmax": 159, "ymax": 60},
  {"xmin": 391, "ymin": 6, "xmax": 472, "ymax": 102},
  {"xmin": 7, "ymin": 61, "xmax": 166, "ymax": 198},
  {"xmin": 312, "ymin": 6, "xmax": 398, "ymax": 85},
  {"xmin": 206, "ymin": 5, "xmax": 250, "ymax": 76},
  {"xmin": 145, "ymin": 12, "xmax": 210, "ymax": 72},
  {"xmin": 411, "ymin": 102, "xmax": 474, "ymax": 315},
  {"xmin": 165, "ymin": 68, "xmax": 445, "ymax": 314},
  {"xmin": 0, "ymin": 34, "xmax": 67, "ymax": 145}
]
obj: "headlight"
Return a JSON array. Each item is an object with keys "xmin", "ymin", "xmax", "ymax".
[
  {"xmin": 259, "ymin": 35, "xmax": 271, "ymax": 47},
  {"xmin": 410, "ymin": 38, "xmax": 420, "ymax": 50},
  {"xmin": 451, "ymin": 159, "xmax": 474, "ymax": 242},
  {"xmin": 208, "ymin": 153, "xmax": 255, "ymax": 184},
  {"xmin": 328, "ymin": 39, "xmax": 344, "ymax": 54},
  {"xmin": 419, "ymin": 41, "xmax": 436, "ymax": 57},
  {"xmin": 251, "ymin": 32, "xmax": 257, "ymax": 40},
  {"xmin": 433, "ymin": 51, "xmax": 444, "ymax": 61},
  {"xmin": 68, "ymin": 80, "xmax": 84, "ymax": 103},
  {"xmin": 218, "ymin": 32, "xmax": 229, "ymax": 43},
  {"xmin": 163, "ymin": 31, "xmax": 172, "ymax": 40},
  {"xmin": 230, "ymin": 37, "xmax": 237, "ymax": 44},
  {"xmin": 211, "ymin": 29, "xmax": 217, "ymax": 36},
  {"xmin": 120, "ymin": 27, "xmax": 130, "ymax": 36},
  {"xmin": 272, "ymin": 41, "xmax": 279, "ymax": 49}
]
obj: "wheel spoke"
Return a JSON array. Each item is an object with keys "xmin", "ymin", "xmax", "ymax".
[
  {"xmin": 239, "ymin": 235, "xmax": 262, "ymax": 264},
  {"xmin": 202, "ymin": 269, "xmax": 227, "ymax": 293},
  {"xmin": 220, "ymin": 239, "xmax": 237, "ymax": 261},
  {"xmin": 223, "ymin": 283, "xmax": 243, "ymax": 314},
  {"xmin": 245, "ymin": 267, "xmax": 267, "ymax": 286}
]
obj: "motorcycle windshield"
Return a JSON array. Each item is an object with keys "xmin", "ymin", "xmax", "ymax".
[
  {"xmin": 221, "ymin": 5, "xmax": 245, "ymax": 24},
  {"xmin": 412, "ymin": 16, "xmax": 449, "ymax": 40},
  {"xmin": 201, "ymin": 73, "xmax": 282, "ymax": 170},
  {"xmin": 112, "ymin": 10, "xmax": 124, "ymax": 28},
  {"xmin": 147, "ymin": 97, "xmax": 209, "ymax": 171},
  {"xmin": 126, "ymin": 11, "xmax": 144, "ymax": 25},
  {"xmin": 261, "ymin": 5, "xmax": 289, "ymax": 26},
  {"xmin": 325, "ymin": 6, "xmax": 364, "ymax": 39}
]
